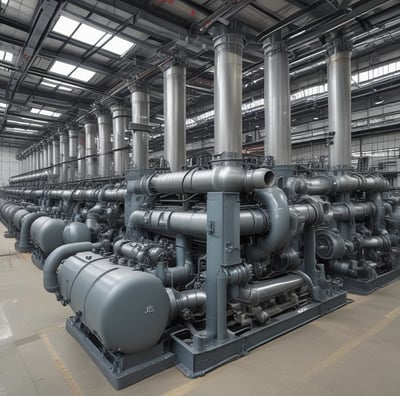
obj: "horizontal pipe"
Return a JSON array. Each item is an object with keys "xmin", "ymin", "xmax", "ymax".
[
  {"xmin": 132, "ymin": 167, "xmax": 275, "ymax": 194},
  {"xmin": 9, "ymin": 171, "xmax": 52, "ymax": 185},
  {"xmin": 129, "ymin": 208, "xmax": 268, "ymax": 237},
  {"xmin": 234, "ymin": 274, "xmax": 305, "ymax": 305},
  {"xmin": 289, "ymin": 174, "xmax": 390, "ymax": 196}
]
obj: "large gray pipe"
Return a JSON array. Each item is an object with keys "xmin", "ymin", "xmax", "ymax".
[
  {"xmin": 111, "ymin": 104, "xmax": 129, "ymax": 175},
  {"xmin": 129, "ymin": 208, "xmax": 269, "ymax": 237},
  {"xmin": 77, "ymin": 130, "xmax": 86, "ymax": 180},
  {"xmin": 52, "ymin": 137, "xmax": 60, "ymax": 178},
  {"xmin": 68, "ymin": 127, "xmax": 79, "ymax": 181},
  {"xmin": 33, "ymin": 149, "xmax": 38, "ymax": 171},
  {"xmin": 47, "ymin": 140, "xmax": 53, "ymax": 171},
  {"xmin": 264, "ymin": 34, "xmax": 291, "ymax": 165},
  {"xmin": 213, "ymin": 32, "xmax": 244, "ymax": 158},
  {"xmin": 130, "ymin": 87, "xmax": 150, "ymax": 169},
  {"xmin": 16, "ymin": 212, "xmax": 47, "ymax": 252},
  {"xmin": 42, "ymin": 142, "xmax": 48, "ymax": 169},
  {"xmin": 327, "ymin": 35, "xmax": 352, "ymax": 168},
  {"xmin": 163, "ymin": 62, "xmax": 186, "ymax": 171},
  {"xmin": 132, "ymin": 166, "xmax": 275, "ymax": 194},
  {"xmin": 59, "ymin": 132, "xmax": 69, "ymax": 183},
  {"xmin": 95, "ymin": 108, "xmax": 113, "ymax": 177},
  {"xmin": 288, "ymin": 174, "xmax": 390, "ymax": 196},
  {"xmin": 235, "ymin": 274, "xmax": 305, "ymax": 305},
  {"xmin": 247, "ymin": 187, "xmax": 291, "ymax": 260},
  {"xmin": 84, "ymin": 120, "xmax": 98, "ymax": 178},
  {"xmin": 43, "ymin": 241, "xmax": 94, "ymax": 295}
]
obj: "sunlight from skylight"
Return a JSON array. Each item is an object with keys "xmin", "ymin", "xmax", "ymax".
[
  {"xmin": 72, "ymin": 23, "xmax": 105, "ymax": 46},
  {"xmin": 50, "ymin": 61, "xmax": 75, "ymax": 76},
  {"xmin": 70, "ymin": 67, "xmax": 96, "ymax": 82},
  {"xmin": 52, "ymin": 15, "xmax": 79, "ymax": 36},
  {"xmin": 0, "ymin": 50, "xmax": 13, "ymax": 63},
  {"xmin": 0, "ymin": 102, "xmax": 7, "ymax": 108},
  {"xmin": 30, "ymin": 107, "xmax": 62, "ymax": 118},
  {"xmin": 49, "ymin": 60, "xmax": 96, "ymax": 82},
  {"xmin": 102, "ymin": 36, "xmax": 134, "ymax": 56},
  {"xmin": 1, "ymin": 0, "xmax": 9, "ymax": 7},
  {"xmin": 58, "ymin": 86, "xmax": 72, "ymax": 92},
  {"xmin": 51, "ymin": 15, "xmax": 134, "ymax": 57},
  {"xmin": 40, "ymin": 78, "xmax": 75, "ymax": 91}
]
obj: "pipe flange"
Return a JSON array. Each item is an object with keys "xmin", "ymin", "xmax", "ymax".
[{"xmin": 315, "ymin": 229, "xmax": 346, "ymax": 260}]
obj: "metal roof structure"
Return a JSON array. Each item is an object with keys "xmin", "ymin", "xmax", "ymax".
[{"xmin": 0, "ymin": 0, "xmax": 400, "ymax": 153}]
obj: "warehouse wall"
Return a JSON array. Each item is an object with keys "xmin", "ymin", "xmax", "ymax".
[{"xmin": 0, "ymin": 145, "xmax": 20, "ymax": 186}]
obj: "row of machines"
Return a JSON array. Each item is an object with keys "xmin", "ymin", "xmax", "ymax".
[{"xmin": 1, "ymin": 163, "xmax": 400, "ymax": 389}]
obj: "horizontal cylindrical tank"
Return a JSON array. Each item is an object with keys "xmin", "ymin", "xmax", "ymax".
[
  {"xmin": 58, "ymin": 252, "xmax": 170, "ymax": 354},
  {"xmin": 30, "ymin": 217, "xmax": 65, "ymax": 253}
]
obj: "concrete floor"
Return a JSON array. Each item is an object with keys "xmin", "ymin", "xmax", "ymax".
[{"xmin": 1, "ymin": 223, "xmax": 400, "ymax": 396}]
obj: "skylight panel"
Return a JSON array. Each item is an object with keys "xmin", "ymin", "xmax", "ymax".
[
  {"xmin": 50, "ymin": 60, "xmax": 76, "ymax": 76},
  {"xmin": 101, "ymin": 36, "xmax": 134, "ymax": 56},
  {"xmin": 72, "ymin": 23, "xmax": 106, "ymax": 46},
  {"xmin": 41, "ymin": 81, "xmax": 57, "ymax": 88},
  {"xmin": 96, "ymin": 33, "xmax": 112, "ymax": 47},
  {"xmin": 0, "ymin": 102, "xmax": 7, "ymax": 108},
  {"xmin": 31, "ymin": 108, "xmax": 41, "ymax": 114},
  {"xmin": 40, "ymin": 109, "xmax": 54, "ymax": 117},
  {"xmin": 0, "ymin": 50, "xmax": 13, "ymax": 62},
  {"xmin": 58, "ymin": 86, "xmax": 72, "ymax": 92},
  {"xmin": 53, "ymin": 112, "xmax": 62, "ymax": 118},
  {"xmin": 70, "ymin": 67, "xmax": 96, "ymax": 82},
  {"xmin": 4, "ymin": 52, "xmax": 12, "ymax": 62},
  {"xmin": 53, "ymin": 16, "xmax": 79, "ymax": 37},
  {"xmin": 1, "ymin": 0, "xmax": 9, "ymax": 6}
]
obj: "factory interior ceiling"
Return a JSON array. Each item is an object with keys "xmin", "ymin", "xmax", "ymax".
[{"xmin": 0, "ymin": 0, "xmax": 400, "ymax": 155}]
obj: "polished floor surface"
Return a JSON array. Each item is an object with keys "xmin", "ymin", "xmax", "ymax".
[{"xmin": 1, "ymin": 222, "xmax": 400, "ymax": 396}]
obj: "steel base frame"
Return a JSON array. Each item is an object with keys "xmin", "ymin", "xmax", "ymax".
[
  {"xmin": 340, "ymin": 265, "xmax": 400, "ymax": 295},
  {"xmin": 66, "ymin": 317, "xmax": 176, "ymax": 390},
  {"xmin": 171, "ymin": 292, "xmax": 347, "ymax": 378}
]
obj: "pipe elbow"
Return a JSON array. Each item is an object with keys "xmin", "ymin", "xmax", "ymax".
[{"xmin": 43, "ymin": 242, "xmax": 93, "ymax": 295}]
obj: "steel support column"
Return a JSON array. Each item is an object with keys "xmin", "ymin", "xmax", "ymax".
[
  {"xmin": 59, "ymin": 132, "xmax": 69, "ymax": 183},
  {"xmin": 263, "ymin": 33, "xmax": 291, "ymax": 165},
  {"xmin": 213, "ymin": 32, "xmax": 244, "ymax": 159},
  {"xmin": 129, "ymin": 85, "xmax": 150, "ymax": 169},
  {"xmin": 77, "ymin": 130, "xmax": 86, "ymax": 180},
  {"xmin": 163, "ymin": 61, "xmax": 186, "ymax": 171},
  {"xmin": 95, "ymin": 107, "xmax": 113, "ymax": 178},
  {"xmin": 111, "ymin": 103, "xmax": 129, "ymax": 176},
  {"xmin": 327, "ymin": 34, "xmax": 352, "ymax": 169},
  {"xmin": 52, "ymin": 137, "xmax": 60, "ymax": 178},
  {"xmin": 68, "ymin": 126, "xmax": 79, "ymax": 181},
  {"xmin": 84, "ymin": 118, "xmax": 98, "ymax": 179}
]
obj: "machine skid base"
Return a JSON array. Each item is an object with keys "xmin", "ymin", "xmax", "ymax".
[
  {"xmin": 171, "ymin": 292, "xmax": 347, "ymax": 378},
  {"xmin": 340, "ymin": 266, "xmax": 400, "ymax": 295},
  {"xmin": 66, "ymin": 318, "xmax": 176, "ymax": 390}
]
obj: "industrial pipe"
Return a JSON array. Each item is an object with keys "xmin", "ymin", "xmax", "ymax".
[
  {"xmin": 129, "ymin": 208, "xmax": 268, "ymax": 237},
  {"xmin": 43, "ymin": 241, "xmax": 94, "ymax": 295},
  {"xmin": 84, "ymin": 119, "xmax": 98, "ymax": 178},
  {"xmin": 132, "ymin": 166, "xmax": 275, "ymax": 194},
  {"xmin": 163, "ymin": 61, "xmax": 186, "ymax": 171},
  {"xmin": 111, "ymin": 103, "xmax": 129, "ymax": 176}
]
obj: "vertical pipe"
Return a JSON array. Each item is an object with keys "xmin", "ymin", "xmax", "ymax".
[
  {"xmin": 129, "ymin": 86, "xmax": 150, "ymax": 169},
  {"xmin": 213, "ymin": 32, "xmax": 244, "ymax": 159},
  {"xmin": 110, "ymin": 103, "xmax": 129, "ymax": 175},
  {"xmin": 263, "ymin": 34, "xmax": 291, "ymax": 165},
  {"xmin": 68, "ymin": 127, "xmax": 79, "ymax": 181},
  {"xmin": 52, "ymin": 137, "xmax": 60, "ymax": 178},
  {"xmin": 163, "ymin": 61, "xmax": 186, "ymax": 171},
  {"xmin": 47, "ymin": 140, "xmax": 53, "ymax": 171},
  {"xmin": 84, "ymin": 119, "xmax": 98, "ymax": 178},
  {"xmin": 34, "ymin": 149, "xmax": 39, "ymax": 171},
  {"xmin": 327, "ymin": 35, "xmax": 352, "ymax": 169},
  {"xmin": 38, "ymin": 147, "xmax": 43, "ymax": 170},
  {"xmin": 77, "ymin": 130, "xmax": 86, "ymax": 180},
  {"xmin": 59, "ymin": 132, "xmax": 69, "ymax": 183},
  {"xmin": 42, "ymin": 142, "xmax": 48, "ymax": 169},
  {"xmin": 95, "ymin": 108, "xmax": 113, "ymax": 177}
]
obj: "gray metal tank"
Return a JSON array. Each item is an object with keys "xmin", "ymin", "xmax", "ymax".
[
  {"xmin": 30, "ymin": 217, "xmax": 65, "ymax": 253},
  {"xmin": 58, "ymin": 252, "xmax": 170, "ymax": 354},
  {"xmin": 63, "ymin": 222, "xmax": 91, "ymax": 244}
]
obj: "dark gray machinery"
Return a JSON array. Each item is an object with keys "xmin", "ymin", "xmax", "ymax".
[{"xmin": 0, "ymin": 29, "xmax": 399, "ymax": 391}]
